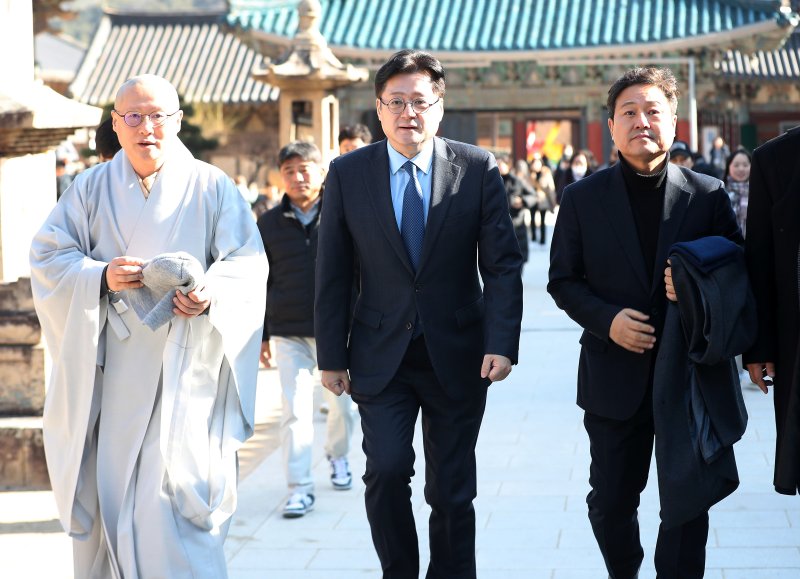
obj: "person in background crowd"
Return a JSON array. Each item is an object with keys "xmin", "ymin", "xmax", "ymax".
[
  {"xmin": 743, "ymin": 126, "xmax": 800, "ymax": 497},
  {"xmin": 669, "ymin": 140, "xmax": 694, "ymax": 169},
  {"xmin": 690, "ymin": 151, "xmax": 720, "ymax": 178},
  {"xmin": 338, "ymin": 123, "xmax": 373, "ymax": 155},
  {"xmin": 258, "ymin": 141, "xmax": 358, "ymax": 518},
  {"xmin": 513, "ymin": 157, "xmax": 535, "ymax": 191},
  {"xmin": 529, "ymin": 152, "xmax": 557, "ymax": 245},
  {"xmin": 235, "ymin": 175, "xmax": 259, "ymax": 206},
  {"xmin": 248, "ymin": 180, "xmax": 260, "ymax": 203},
  {"xmin": 499, "ymin": 156, "xmax": 536, "ymax": 266},
  {"xmin": 723, "ymin": 146, "xmax": 754, "ymax": 386},
  {"xmin": 512, "ymin": 158, "xmax": 542, "ymax": 251},
  {"xmin": 709, "ymin": 136, "xmax": 731, "ymax": 175},
  {"xmin": 55, "ymin": 158, "xmax": 74, "ymax": 199},
  {"xmin": 553, "ymin": 144, "xmax": 574, "ymax": 198},
  {"xmin": 556, "ymin": 149, "xmax": 593, "ymax": 204},
  {"xmin": 724, "ymin": 147, "xmax": 752, "ymax": 237},
  {"xmin": 596, "ymin": 144, "xmax": 619, "ymax": 171},
  {"xmin": 251, "ymin": 173, "xmax": 281, "ymax": 219},
  {"xmin": 95, "ymin": 117, "xmax": 122, "ymax": 161}
]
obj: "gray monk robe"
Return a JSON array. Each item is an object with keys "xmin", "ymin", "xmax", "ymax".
[
  {"xmin": 654, "ymin": 236, "xmax": 754, "ymax": 528},
  {"xmin": 29, "ymin": 142, "xmax": 267, "ymax": 579}
]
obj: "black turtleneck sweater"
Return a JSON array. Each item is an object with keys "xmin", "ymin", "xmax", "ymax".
[{"xmin": 619, "ymin": 153, "xmax": 669, "ymax": 282}]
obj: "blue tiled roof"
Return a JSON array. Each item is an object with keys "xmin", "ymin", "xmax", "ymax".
[
  {"xmin": 71, "ymin": 11, "xmax": 277, "ymax": 106},
  {"xmin": 228, "ymin": 0, "xmax": 791, "ymax": 52},
  {"xmin": 719, "ymin": 28, "xmax": 800, "ymax": 80}
]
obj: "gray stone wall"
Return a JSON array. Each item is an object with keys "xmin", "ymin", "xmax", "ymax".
[{"xmin": 0, "ymin": 277, "xmax": 48, "ymax": 489}]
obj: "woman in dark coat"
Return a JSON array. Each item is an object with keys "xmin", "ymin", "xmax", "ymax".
[
  {"xmin": 529, "ymin": 154, "xmax": 556, "ymax": 245},
  {"xmin": 555, "ymin": 150, "xmax": 593, "ymax": 204},
  {"xmin": 744, "ymin": 127, "xmax": 800, "ymax": 495},
  {"xmin": 724, "ymin": 147, "xmax": 752, "ymax": 237},
  {"xmin": 498, "ymin": 156, "xmax": 536, "ymax": 266}
]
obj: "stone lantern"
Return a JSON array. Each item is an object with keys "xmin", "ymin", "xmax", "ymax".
[
  {"xmin": 0, "ymin": 0, "xmax": 101, "ymax": 488},
  {"xmin": 253, "ymin": 0, "xmax": 368, "ymax": 164}
]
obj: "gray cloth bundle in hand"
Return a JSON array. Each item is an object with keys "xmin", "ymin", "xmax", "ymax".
[{"xmin": 125, "ymin": 251, "xmax": 205, "ymax": 330}]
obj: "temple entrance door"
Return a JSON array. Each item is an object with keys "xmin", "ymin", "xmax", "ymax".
[
  {"xmin": 470, "ymin": 111, "xmax": 581, "ymax": 168},
  {"xmin": 514, "ymin": 118, "xmax": 575, "ymax": 166}
]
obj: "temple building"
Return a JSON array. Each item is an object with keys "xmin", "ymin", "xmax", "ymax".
[{"xmin": 70, "ymin": 0, "xmax": 799, "ymax": 169}]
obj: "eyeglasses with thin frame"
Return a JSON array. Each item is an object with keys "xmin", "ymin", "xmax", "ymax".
[
  {"xmin": 112, "ymin": 110, "xmax": 181, "ymax": 128},
  {"xmin": 378, "ymin": 97, "xmax": 441, "ymax": 115}
]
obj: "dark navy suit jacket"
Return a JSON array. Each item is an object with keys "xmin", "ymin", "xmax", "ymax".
[{"xmin": 315, "ymin": 137, "xmax": 523, "ymax": 398}]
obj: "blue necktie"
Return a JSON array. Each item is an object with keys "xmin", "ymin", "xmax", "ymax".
[{"xmin": 401, "ymin": 161, "xmax": 425, "ymax": 271}]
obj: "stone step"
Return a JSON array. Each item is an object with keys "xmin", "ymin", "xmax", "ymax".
[
  {"xmin": 0, "ymin": 277, "xmax": 34, "ymax": 311},
  {"xmin": 0, "ymin": 417, "xmax": 49, "ymax": 490},
  {"xmin": 0, "ymin": 277, "xmax": 41, "ymax": 345},
  {"xmin": 0, "ymin": 311, "xmax": 40, "ymax": 345},
  {"xmin": 0, "ymin": 345, "xmax": 45, "ymax": 415}
]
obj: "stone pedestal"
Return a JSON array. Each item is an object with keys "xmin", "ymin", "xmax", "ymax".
[
  {"xmin": 0, "ymin": 417, "xmax": 48, "ymax": 490},
  {"xmin": 0, "ymin": 1, "xmax": 100, "ymax": 491},
  {"xmin": 0, "ymin": 345, "xmax": 46, "ymax": 416},
  {"xmin": 0, "ymin": 278, "xmax": 44, "ymax": 415},
  {"xmin": 0, "ymin": 277, "xmax": 48, "ymax": 489}
]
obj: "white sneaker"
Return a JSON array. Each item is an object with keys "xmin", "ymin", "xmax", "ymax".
[
  {"xmin": 329, "ymin": 456, "xmax": 352, "ymax": 490},
  {"xmin": 282, "ymin": 492, "xmax": 314, "ymax": 518}
]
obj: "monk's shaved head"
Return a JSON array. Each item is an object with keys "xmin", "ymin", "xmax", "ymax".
[
  {"xmin": 115, "ymin": 75, "xmax": 180, "ymax": 112},
  {"xmin": 112, "ymin": 74, "xmax": 183, "ymax": 178}
]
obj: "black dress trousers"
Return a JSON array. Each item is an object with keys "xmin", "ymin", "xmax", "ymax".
[
  {"xmin": 583, "ymin": 390, "xmax": 709, "ymax": 579},
  {"xmin": 352, "ymin": 336, "xmax": 488, "ymax": 579}
]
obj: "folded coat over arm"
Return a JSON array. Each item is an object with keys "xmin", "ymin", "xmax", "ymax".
[{"xmin": 654, "ymin": 236, "xmax": 755, "ymax": 528}]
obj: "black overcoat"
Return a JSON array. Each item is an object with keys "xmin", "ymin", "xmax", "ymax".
[
  {"xmin": 548, "ymin": 162, "xmax": 742, "ymax": 420},
  {"xmin": 744, "ymin": 127, "xmax": 800, "ymax": 495}
]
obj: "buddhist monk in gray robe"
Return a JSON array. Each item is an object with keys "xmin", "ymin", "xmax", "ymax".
[{"xmin": 29, "ymin": 75, "xmax": 267, "ymax": 578}]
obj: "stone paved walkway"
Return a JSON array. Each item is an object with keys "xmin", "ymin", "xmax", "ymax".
[{"xmin": 1, "ymin": 240, "xmax": 799, "ymax": 578}]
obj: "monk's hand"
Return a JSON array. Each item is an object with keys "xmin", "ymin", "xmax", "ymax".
[
  {"xmin": 260, "ymin": 341, "xmax": 272, "ymax": 368},
  {"xmin": 481, "ymin": 354, "xmax": 512, "ymax": 382},
  {"xmin": 322, "ymin": 370, "xmax": 351, "ymax": 396},
  {"xmin": 106, "ymin": 256, "xmax": 145, "ymax": 292},
  {"xmin": 665, "ymin": 260, "xmax": 677, "ymax": 302},
  {"xmin": 746, "ymin": 362, "xmax": 775, "ymax": 395},
  {"xmin": 173, "ymin": 285, "xmax": 211, "ymax": 318},
  {"xmin": 609, "ymin": 308, "xmax": 656, "ymax": 354}
]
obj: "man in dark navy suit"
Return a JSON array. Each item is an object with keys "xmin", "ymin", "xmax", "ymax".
[
  {"xmin": 315, "ymin": 50, "xmax": 523, "ymax": 579},
  {"xmin": 548, "ymin": 67, "xmax": 741, "ymax": 579}
]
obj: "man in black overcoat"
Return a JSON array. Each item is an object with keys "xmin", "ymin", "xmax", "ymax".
[
  {"xmin": 744, "ymin": 127, "xmax": 800, "ymax": 496},
  {"xmin": 548, "ymin": 67, "xmax": 741, "ymax": 579}
]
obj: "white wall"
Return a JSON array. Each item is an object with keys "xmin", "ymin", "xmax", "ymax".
[
  {"xmin": 0, "ymin": 152, "xmax": 56, "ymax": 282},
  {"xmin": 0, "ymin": 0, "xmax": 34, "ymax": 91}
]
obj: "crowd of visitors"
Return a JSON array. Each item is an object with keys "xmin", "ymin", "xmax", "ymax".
[{"xmin": 492, "ymin": 131, "xmax": 750, "ymax": 262}]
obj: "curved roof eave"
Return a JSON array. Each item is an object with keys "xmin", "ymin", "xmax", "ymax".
[
  {"xmin": 69, "ymin": 13, "xmax": 277, "ymax": 106},
  {"xmin": 247, "ymin": 19, "xmax": 790, "ymax": 67}
]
